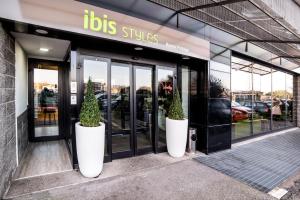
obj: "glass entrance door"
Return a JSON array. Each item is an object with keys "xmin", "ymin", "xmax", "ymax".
[
  {"xmin": 110, "ymin": 62, "xmax": 154, "ymax": 158},
  {"xmin": 31, "ymin": 62, "xmax": 61, "ymax": 140},
  {"xmin": 134, "ymin": 65, "xmax": 154, "ymax": 154},
  {"xmin": 111, "ymin": 62, "xmax": 132, "ymax": 157}
]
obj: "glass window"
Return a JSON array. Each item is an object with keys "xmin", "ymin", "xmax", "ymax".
[
  {"xmin": 252, "ymin": 64, "xmax": 272, "ymax": 134},
  {"xmin": 231, "ymin": 61, "xmax": 252, "ymax": 140},
  {"xmin": 111, "ymin": 63, "xmax": 131, "ymax": 153},
  {"xmin": 210, "ymin": 44, "xmax": 231, "ymax": 66},
  {"xmin": 210, "ymin": 70, "xmax": 230, "ymax": 98},
  {"xmin": 272, "ymin": 71, "xmax": 286, "ymax": 130},
  {"xmin": 231, "ymin": 56, "xmax": 295, "ymax": 140},
  {"xmin": 286, "ymin": 74, "xmax": 294, "ymax": 127},
  {"xmin": 157, "ymin": 67, "xmax": 174, "ymax": 148},
  {"xmin": 181, "ymin": 67, "xmax": 189, "ymax": 118},
  {"xmin": 83, "ymin": 58, "xmax": 108, "ymax": 155},
  {"xmin": 135, "ymin": 66, "xmax": 153, "ymax": 151}
]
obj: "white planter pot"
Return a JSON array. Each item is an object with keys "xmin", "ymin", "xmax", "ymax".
[
  {"xmin": 166, "ymin": 117, "xmax": 188, "ymax": 157},
  {"xmin": 75, "ymin": 122, "xmax": 105, "ymax": 178}
]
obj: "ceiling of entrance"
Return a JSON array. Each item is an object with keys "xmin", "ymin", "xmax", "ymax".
[{"xmin": 12, "ymin": 32, "xmax": 70, "ymax": 61}]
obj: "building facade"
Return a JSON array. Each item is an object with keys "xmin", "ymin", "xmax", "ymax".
[{"xmin": 0, "ymin": 0, "xmax": 300, "ymax": 198}]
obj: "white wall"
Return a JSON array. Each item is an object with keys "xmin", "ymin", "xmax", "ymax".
[{"xmin": 15, "ymin": 41, "xmax": 28, "ymax": 116}]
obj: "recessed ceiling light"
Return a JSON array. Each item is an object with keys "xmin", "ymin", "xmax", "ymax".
[
  {"xmin": 36, "ymin": 29, "xmax": 48, "ymax": 34},
  {"xmin": 134, "ymin": 47, "xmax": 143, "ymax": 51},
  {"xmin": 182, "ymin": 56, "xmax": 190, "ymax": 60},
  {"xmin": 40, "ymin": 48, "xmax": 49, "ymax": 52}
]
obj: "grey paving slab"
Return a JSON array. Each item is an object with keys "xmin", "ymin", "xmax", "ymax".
[
  {"xmin": 195, "ymin": 130, "xmax": 300, "ymax": 193},
  {"xmin": 5, "ymin": 160, "xmax": 275, "ymax": 200}
]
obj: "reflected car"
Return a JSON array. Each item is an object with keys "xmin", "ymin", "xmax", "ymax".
[
  {"xmin": 232, "ymin": 101, "xmax": 253, "ymax": 118},
  {"xmin": 242, "ymin": 101, "xmax": 271, "ymax": 117},
  {"xmin": 232, "ymin": 107, "xmax": 249, "ymax": 122}
]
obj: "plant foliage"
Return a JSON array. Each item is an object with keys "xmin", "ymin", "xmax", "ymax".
[
  {"xmin": 80, "ymin": 78, "xmax": 101, "ymax": 127},
  {"xmin": 167, "ymin": 88, "xmax": 185, "ymax": 120}
]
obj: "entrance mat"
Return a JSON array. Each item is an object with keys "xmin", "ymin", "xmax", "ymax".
[{"xmin": 195, "ymin": 130, "xmax": 300, "ymax": 193}]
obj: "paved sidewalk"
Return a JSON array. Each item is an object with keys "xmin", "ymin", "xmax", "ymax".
[
  {"xmin": 7, "ymin": 159, "xmax": 274, "ymax": 200},
  {"xmin": 195, "ymin": 129, "xmax": 300, "ymax": 193}
]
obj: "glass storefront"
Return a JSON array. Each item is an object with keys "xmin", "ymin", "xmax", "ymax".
[{"xmin": 231, "ymin": 56, "xmax": 295, "ymax": 140}]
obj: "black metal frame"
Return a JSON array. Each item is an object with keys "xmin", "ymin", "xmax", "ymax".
[{"xmin": 28, "ymin": 58, "xmax": 66, "ymax": 142}]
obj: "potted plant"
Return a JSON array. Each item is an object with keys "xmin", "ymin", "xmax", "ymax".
[
  {"xmin": 75, "ymin": 78, "xmax": 105, "ymax": 178},
  {"xmin": 166, "ymin": 88, "xmax": 188, "ymax": 157}
]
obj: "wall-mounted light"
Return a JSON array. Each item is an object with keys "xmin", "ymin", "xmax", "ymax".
[
  {"xmin": 40, "ymin": 48, "xmax": 49, "ymax": 52},
  {"xmin": 36, "ymin": 29, "xmax": 48, "ymax": 35},
  {"xmin": 134, "ymin": 47, "xmax": 143, "ymax": 51}
]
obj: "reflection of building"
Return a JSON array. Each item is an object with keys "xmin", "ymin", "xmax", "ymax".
[
  {"xmin": 84, "ymin": 82, "xmax": 106, "ymax": 93},
  {"xmin": 232, "ymin": 91, "xmax": 260, "ymax": 102}
]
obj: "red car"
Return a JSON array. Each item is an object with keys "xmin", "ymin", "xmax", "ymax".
[{"xmin": 232, "ymin": 107, "xmax": 249, "ymax": 122}]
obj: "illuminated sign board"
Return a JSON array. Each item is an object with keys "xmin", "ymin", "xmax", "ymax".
[
  {"xmin": 0, "ymin": 0, "xmax": 210, "ymax": 60},
  {"xmin": 83, "ymin": 10, "xmax": 159, "ymax": 44}
]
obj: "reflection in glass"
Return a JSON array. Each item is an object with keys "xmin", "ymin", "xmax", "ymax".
[
  {"xmin": 157, "ymin": 68, "xmax": 174, "ymax": 148},
  {"xmin": 210, "ymin": 70, "xmax": 230, "ymax": 98},
  {"xmin": 83, "ymin": 59, "xmax": 108, "ymax": 155},
  {"xmin": 286, "ymin": 74, "xmax": 294, "ymax": 127},
  {"xmin": 231, "ymin": 64, "xmax": 252, "ymax": 140},
  {"xmin": 272, "ymin": 71, "xmax": 286, "ymax": 130},
  {"xmin": 135, "ymin": 67, "xmax": 153, "ymax": 150},
  {"xmin": 181, "ymin": 67, "xmax": 189, "ymax": 118},
  {"xmin": 111, "ymin": 63, "xmax": 131, "ymax": 153},
  {"xmin": 252, "ymin": 65, "xmax": 272, "ymax": 134},
  {"xmin": 34, "ymin": 68, "xmax": 59, "ymax": 137}
]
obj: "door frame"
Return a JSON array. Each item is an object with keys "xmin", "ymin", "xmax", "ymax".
[
  {"xmin": 110, "ymin": 61, "xmax": 156, "ymax": 159},
  {"xmin": 133, "ymin": 64, "xmax": 155, "ymax": 156},
  {"xmin": 28, "ymin": 58, "xmax": 66, "ymax": 142}
]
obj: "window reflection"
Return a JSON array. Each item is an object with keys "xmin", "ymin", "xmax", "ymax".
[
  {"xmin": 231, "ymin": 61, "xmax": 252, "ymax": 140},
  {"xmin": 252, "ymin": 65, "xmax": 272, "ymax": 134},
  {"xmin": 83, "ymin": 58, "xmax": 108, "ymax": 155},
  {"xmin": 286, "ymin": 74, "xmax": 294, "ymax": 127},
  {"xmin": 157, "ymin": 68, "xmax": 174, "ymax": 148},
  {"xmin": 231, "ymin": 56, "xmax": 295, "ymax": 140},
  {"xmin": 34, "ymin": 68, "xmax": 59, "ymax": 137},
  {"xmin": 135, "ymin": 67, "xmax": 153, "ymax": 150},
  {"xmin": 210, "ymin": 70, "xmax": 230, "ymax": 98},
  {"xmin": 272, "ymin": 71, "xmax": 287, "ymax": 130},
  {"xmin": 111, "ymin": 63, "xmax": 131, "ymax": 153}
]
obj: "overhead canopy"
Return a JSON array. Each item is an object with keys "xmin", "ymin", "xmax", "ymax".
[{"xmin": 147, "ymin": 0, "xmax": 300, "ymax": 69}]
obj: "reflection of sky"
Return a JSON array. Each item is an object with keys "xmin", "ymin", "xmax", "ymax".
[
  {"xmin": 136, "ymin": 68, "xmax": 152, "ymax": 90},
  {"xmin": 84, "ymin": 60, "xmax": 107, "ymax": 83},
  {"xmin": 34, "ymin": 69, "xmax": 58, "ymax": 84},
  {"xmin": 232, "ymin": 70, "xmax": 293, "ymax": 93},
  {"xmin": 111, "ymin": 64, "xmax": 129, "ymax": 86},
  {"xmin": 158, "ymin": 68, "xmax": 173, "ymax": 82}
]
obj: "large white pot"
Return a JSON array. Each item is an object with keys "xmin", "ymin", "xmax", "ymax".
[
  {"xmin": 166, "ymin": 117, "xmax": 188, "ymax": 157},
  {"xmin": 75, "ymin": 122, "xmax": 105, "ymax": 178}
]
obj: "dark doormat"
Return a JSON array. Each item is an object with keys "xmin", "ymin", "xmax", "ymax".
[{"xmin": 195, "ymin": 130, "xmax": 300, "ymax": 193}]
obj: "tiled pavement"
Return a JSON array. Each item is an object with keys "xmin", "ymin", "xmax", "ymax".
[{"xmin": 195, "ymin": 129, "xmax": 300, "ymax": 193}]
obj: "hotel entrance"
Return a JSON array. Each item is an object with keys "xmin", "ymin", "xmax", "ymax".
[
  {"xmin": 80, "ymin": 54, "xmax": 176, "ymax": 161},
  {"xmin": 81, "ymin": 56, "xmax": 157, "ymax": 160}
]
